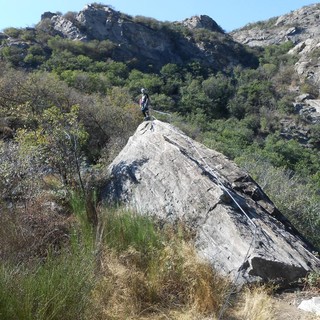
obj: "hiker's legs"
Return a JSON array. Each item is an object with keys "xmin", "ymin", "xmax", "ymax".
[{"xmin": 142, "ymin": 108, "xmax": 149, "ymax": 118}]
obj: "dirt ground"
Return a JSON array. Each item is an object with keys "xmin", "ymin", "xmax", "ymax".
[{"xmin": 273, "ymin": 291, "xmax": 320, "ymax": 320}]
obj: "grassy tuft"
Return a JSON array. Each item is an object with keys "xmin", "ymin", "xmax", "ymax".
[
  {"xmin": 0, "ymin": 246, "xmax": 95, "ymax": 320},
  {"xmin": 100, "ymin": 208, "xmax": 162, "ymax": 263},
  {"xmin": 88, "ymin": 209, "xmax": 231, "ymax": 319},
  {"xmin": 233, "ymin": 286, "xmax": 276, "ymax": 320}
]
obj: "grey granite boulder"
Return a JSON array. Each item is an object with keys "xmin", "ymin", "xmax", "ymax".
[{"xmin": 103, "ymin": 120, "xmax": 319, "ymax": 284}]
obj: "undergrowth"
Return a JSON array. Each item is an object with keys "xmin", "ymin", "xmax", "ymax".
[
  {"xmin": 85, "ymin": 207, "xmax": 232, "ymax": 319},
  {"xmin": 0, "ymin": 198, "xmax": 295, "ymax": 320},
  {"xmin": 0, "ymin": 235, "xmax": 96, "ymax": 320}
]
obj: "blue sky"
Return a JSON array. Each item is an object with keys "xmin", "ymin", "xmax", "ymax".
[{"xmin": 0, "ymin": 0, "xmax": 317, "ymax": 32}]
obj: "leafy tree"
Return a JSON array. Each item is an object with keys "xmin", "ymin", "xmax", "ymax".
[
  {"xmin": 79, "ymin": 87, "xmax": 140, "ymax": 163},
  {"xmin": 101, "ymin": 61, "xmax": 128, "ymax": 86},
  {"xmin": 150, "ymin": 93, "xmax": 175, "ymax": 111},
  {"xmin": 259, "ymin": 41, "xmax": 295, "ymax": 67},
  {"xmin": 227, "ymin": 95, "xmax": 249, "ymax": 119},
  {"xmin": 160, "ymin": 63, "xmax": 183, "ymax": 96},
  {"xmin": 236, "ymin": 80, "xmax": 276, "ymax": 114},
  {"xmin": 0, "ymin": 46, "xmax": 26, "ymax": 67},
  {"xmin": 185, "ymin": 61, "xmax": 208, "ymax": 78},
  {"xmin": 201, "ymin": 118, "xmax": 255, "ymax": 158},
  {"xmin": 127, "ymin": 69, "xmax": 163, "ymax": 95},
  {"xmin": 309, "ymin": 124, "xmax": 320, "ymax": 146},
  {"xmin": 16, "ymin": 105, "xmax": 88, "ymax": 188},
  {"xmin": 202, "ymin": 73, "xmax": 234, "ymax": 118},
  {"xmin": 179, "ymin": 79, "xmax": 211, "ymax": 115}
]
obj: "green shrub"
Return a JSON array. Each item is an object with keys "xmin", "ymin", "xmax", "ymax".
[
  {"xmin": 236, "ymin": 154, "xmax": 320, "ymax": 249},
  {"xmin": 0, "ymin": 247, "xmax": 95, "ymax": 320},
  {"xmin": 3, "ymin": 27, "xmax": 22, "ymax": 38},
  {"xmin": 100, "ymin": 208, "xmax": 162, "ymax": 257}
]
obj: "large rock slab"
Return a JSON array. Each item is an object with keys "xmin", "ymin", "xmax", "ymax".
[{"xmin": 104, "ymin": 120, "xmax": 320, "ymax": 284}]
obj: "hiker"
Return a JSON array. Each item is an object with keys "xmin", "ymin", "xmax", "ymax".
[{"xmin": 139, "ymin": 88, "xmax": 150, "ymax": 120}]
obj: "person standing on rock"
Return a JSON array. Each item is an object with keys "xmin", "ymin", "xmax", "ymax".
[{"xmin": 139, "ymin": 88, "xmax": 150, "ymax": 120}]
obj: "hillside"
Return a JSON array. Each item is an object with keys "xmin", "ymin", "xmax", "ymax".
[
  {"xmin": 231, "ymin": 3, "xmax": 320, "ymax": 125},
  {"xmin": 0, "ymin": 4, "xmax": 257, "ymax": 72},
  {"xmin": 0, "ymin": 2, "xmax": 320, "ymax": 319},
  {"xmin": 231, "ymin": 3, "xmax": 320, "ymax": 47}
]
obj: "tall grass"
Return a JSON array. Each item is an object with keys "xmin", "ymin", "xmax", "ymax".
[
  {"xmin": 88, "ymin": 208, "xmax": 231, "ymax": 319},
  {"xmin": 0, "ymin": 192, "xmax": 96, "ymax": 320},
  {"xmin": 101, "ymin": 208, "xmax": 162, "ymax": 254},
  {"xmin": 233, "ymin": 287, "xmax": 276, "ymax": 320},
  {"xmin": 0, "ymin": 201, "xmax": 283, "ymax": 319},
  {"xmin": 0, "ymin": 244, "xmax": 95, "ymax": 320}
]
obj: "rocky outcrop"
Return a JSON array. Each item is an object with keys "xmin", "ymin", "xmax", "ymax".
[
  {"xmin": 103, "ymin": 120, "xmax": 320, "ymax": 285},
  {"xmin": 288, "ymin": 37, "xmax": 320, "ymax": 90},
  {"xmin": 40, "ymin": 4, "xmax": 257, "ymax": 71},
  {"xmin": 230, "ymin": 4, "xmax": 320, "ymax": 90},
  {"xmin": 230, "ymin": 4, "xmax": 320, "ymax": 47},
  {"xmin": 181, "ymin": 15, "xmax": 224, "ymax": 33},
  {"xmin": 298, "ymin": 297, "xmax": 320, "ymax": 316},
  {"xmin": 294, "ymin": 95, "xmax": 320, "ymax": 124},
  {"xmin": 50, "ymin": 15, "xmax": 86, "ymax": 40}
]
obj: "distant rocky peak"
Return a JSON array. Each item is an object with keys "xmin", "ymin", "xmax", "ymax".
[
  {"xmin": 231, "ymin": 3, "xmax": 320, "ymax": 47},
  {"xmin": 81, "ymin": 3, "xmax": 119, "ymax": 16},
  {"xmin": 41, "ymin": 11, "xmax": 58, "ymax": 21},
  {"xmin": 274, "ymin": 3, "xmax": 320, "ymax": 28},
  {"xmin": 181, "ymin": 15, "xmax": 224, "ymax": 33},
  {"xmin": 78, "ymin": 3, "xmax": 122, "ymax": 22},
  {"xmin": 35, "ymin": 3, "xmax": 256, "ymax": 72}
]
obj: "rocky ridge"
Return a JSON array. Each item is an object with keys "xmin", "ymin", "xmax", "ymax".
[
  {"xmin": 231, "ymin": 3, "xmax": 320, "ymax": 134},
  {"xmin": 230, "ymin": 3, "xmax": 320, "ymax": 47},
  {"xmin": 36, "ymin": 4, "xmax": 256, "ymax": 71},
  {"xmin": 104, "ymin": 120, "xmax": 320, "ymax": 285}
]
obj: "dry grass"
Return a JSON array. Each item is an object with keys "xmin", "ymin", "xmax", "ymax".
[
  {"xmin": 232, "ymin": 286, "xmax": 276, "ymax": 320},
  {"xmin": 0, "ymin": 205, "xmax": 71, "ymax": 264},
  {"xmin": 3, "ymin": 204, "xmax": 314, "ymax": 320},
  {"xmin": 87, "ymin": 239, "xmax": 230, "ymax": 320}
]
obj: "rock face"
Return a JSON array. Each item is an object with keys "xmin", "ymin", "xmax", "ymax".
[
  {"xmin": 230, "ymin": 3, "xmax": 320, "ymax": 90},
  {"xmin": 294, "ymin": 95, "xmax": 320, "ymax": 124},
  {"xmin": 181, "ymin": 15, "xmax": 224, "ymax": 33},
  {"xmin": 288, "ymin": 37, "xmax": 320, "ymax": 92},
  {"xmin": 40, "ymin": 4, "xmax": 257, "ymax": 71},
  {"xmin": 230, "ymin": 4, "xmax": 320, "ymax": 47},
  {"xmin": 104, "ymin": 120, "xmax": 320, "ymax": 285}
]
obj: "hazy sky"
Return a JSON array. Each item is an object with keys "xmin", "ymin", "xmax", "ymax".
[{"xmin": 0, "ymin": 0, "xmax": 317, "ymax": 32}]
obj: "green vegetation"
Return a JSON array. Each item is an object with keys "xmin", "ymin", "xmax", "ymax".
[
  {"xmin": 0, "ymin": 18, "xmax": 319, "ymax": 249},
  {"xmin": 0, "ymin": 201, "xmax": 232, "ymax": 319},
  {"xmin": 0, "ymin": 245, "xmax": 95, "ymax": 320},
  {"xmin": 0, "ymin": 12, "xmax": 319, "ymax": 318}
]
